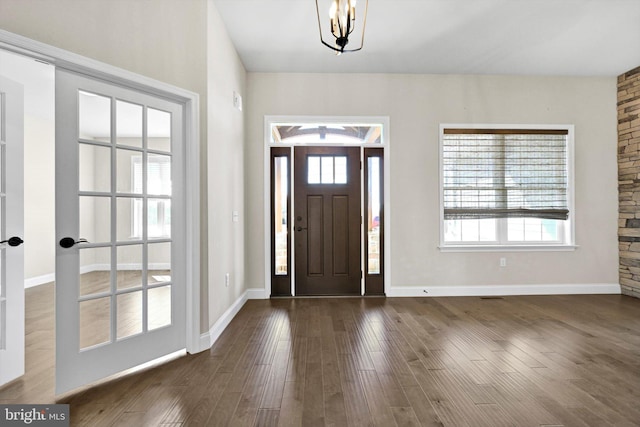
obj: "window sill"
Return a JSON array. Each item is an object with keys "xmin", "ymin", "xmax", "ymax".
[{"xmin": 438, "ymin": 244, "xmax": 578, "ymax": 253}]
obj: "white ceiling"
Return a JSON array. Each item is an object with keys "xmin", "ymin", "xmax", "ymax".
[{"xmin": 213, "ymin": 0, "xmax": 640, "ymax": 76}]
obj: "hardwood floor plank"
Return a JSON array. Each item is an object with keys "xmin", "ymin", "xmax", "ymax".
[
  {"xmin": 401, "ymin": 385, "xmax": 445, "ymax": 427},
  {"xmin": 228, "ymin": 364, "xmax": 272, "ymax": 427},
  {"xmin": 202, "ymin": 391, "xmax": 242, "ymax": 427},
  {"xmin": 337, "ymin": 352, "xmax": 375, "ymax": 427},
  {"xmin": 368, "ymin": 350, "xmax": 410, "ymax": 407},
  {"xmin": 359, "ymin": 369, "xmax": 398, "ymax": 427},
  {"xmin": 254, "ymin": 409, "xmax": 280, "ymax": 427},
  {"xmin": 406, "ymin": 360, "xmax": 471, "ymax": 427},
  {"xmin": 277, "ymin": 380, "xmax": 304, "ymax": 427},
  {"xmin": 391, "ymin": 406, "xmax": 421, "ymax": 427},
  {"xmin": 161, "ymin": 372, "xmax": 231, "ymax": 424},
  {"xmin": 301, "ymin": 337, "xmax": 325, "ymax": 427},
  {"xmin": 284, "ymin": 336, "xmax": 307, "ymax": 383},
  {"xmin": 323, "ymin": 391, "xmax": 348, "ymax": 427},
  {"xmin": 260, "ymin": 341, "xmax": 291, "ymax": 409}
]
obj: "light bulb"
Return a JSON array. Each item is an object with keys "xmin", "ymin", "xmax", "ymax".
[{"xmin": 329, "ymin": 0, "xmax": 337, "ymax": 19}]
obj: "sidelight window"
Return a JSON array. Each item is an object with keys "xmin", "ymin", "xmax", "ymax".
[
  {"xmin": 271, "ymin": 148, "xmax": 292, "ymax": 296},
  {"xmin": 365, "ymin": 148, "xmax": 384, "ymax": 294}
]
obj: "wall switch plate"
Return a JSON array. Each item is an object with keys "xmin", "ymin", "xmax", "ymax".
[
  {"xmin": 225, "ymin": 273, "xmax": 230, "ymax": 287},
  {"xmin": 500, "ymin": 257, "xmax": 507, "ymax": 267}
]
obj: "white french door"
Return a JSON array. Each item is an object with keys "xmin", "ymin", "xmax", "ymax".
[
  {"xmin": 0, "ymin": 75, "xmax": 25, "ymax": 387},
  {"xmin": 55, "ymin": 70, "xmax": 186, "ymax": 394}
]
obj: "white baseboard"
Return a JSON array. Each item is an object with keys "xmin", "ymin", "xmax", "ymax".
[
  {"xmin": 246, "ymin": 287, "xmax": 267, "ymax": 299},
  {"xmin": 24, "ymin": 273, "xmax": 55, "ymax": 288},
  {"xmin": 387, "ymin": 283, "xmax": 621, "ymax": 297},
  {"xmin": 199, "ymin": 290, "xmax": 249, "ymax": 352},
  {"xmin": 197, "ymin": 287, "xmax": 269, "ymax": 352}
]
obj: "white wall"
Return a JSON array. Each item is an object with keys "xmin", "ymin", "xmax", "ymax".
[
  {"xmin": 0, "ymin": 49, "xmax": 55, "ymax": 285},
  {"xmin": 246, "ymin": 73, "xmax": 619, "ymax": 293},
  {"xmin": 206, "ymin": 3, "xmax": 248, "ymax": 329}
]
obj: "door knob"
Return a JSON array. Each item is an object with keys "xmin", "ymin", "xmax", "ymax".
[
  {"xmin": 0, "ymin": 236, "xmax": 24, "ymax": 247},
  {"xmin": 59, "ymin": 237, "xmax": 88, "ymax": 248},
  {"xmin": 296, "ymin": 226, "xmax": 307, "ymax": 232}
]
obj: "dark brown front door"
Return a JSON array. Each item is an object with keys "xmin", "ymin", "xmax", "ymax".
[{"xmin": 294, "ymin": 146, "xmax": 361, "ymax": 295}]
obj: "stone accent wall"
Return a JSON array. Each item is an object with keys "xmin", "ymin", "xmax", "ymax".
[{"xmin": 618, "ymin": 65, "xmax": 640, "ymax": 298}]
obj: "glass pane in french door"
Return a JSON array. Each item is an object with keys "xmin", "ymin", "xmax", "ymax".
[
  {"xmin": 76, "ymin": 89, "xmax": 174, "ymax": 350},
  {"xmin": 0, "ymin": 94, "xmax": 5, "ymax": 351}
]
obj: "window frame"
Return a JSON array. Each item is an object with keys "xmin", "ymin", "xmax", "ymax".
[{"xmin": 438, "ymin": 124, "xmax": 576, "ymax": 252}]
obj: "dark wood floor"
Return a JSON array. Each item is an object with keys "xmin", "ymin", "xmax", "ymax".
[{"xmin": 2, "ymin": 285, "xmax": 640, "ymax": 426}]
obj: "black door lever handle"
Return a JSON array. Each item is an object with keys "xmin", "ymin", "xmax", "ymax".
[
  {"xmin": 296, "ymin": 226, "xmax": 307, "ymax": 232},
  {"xmin": 59, "ymin": 237, "xmax": 88, "ymax": 248},
  {"xmin": 0, "ymin": 236, "xmax": 24, "ymax": 247}
]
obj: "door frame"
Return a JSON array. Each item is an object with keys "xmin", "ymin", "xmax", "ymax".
[
  {"xmin": 264, "ymin": 115, "xmax": 391, "ymax": 297},
  {"xmin": 0, "ymin": 29, "xmax": 201, "ymax": 354}
]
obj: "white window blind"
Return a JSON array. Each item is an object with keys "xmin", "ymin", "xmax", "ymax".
[{"xmin": 442, "ymin": 129, "xmax": 569, "ymax": 221}]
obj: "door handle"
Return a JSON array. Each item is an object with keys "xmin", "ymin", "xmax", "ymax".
[
  {"xmin": 296, "ymin": 226, "xmax": 307, "ymax": 232},
  {"xmin": 0, "ymin": 236, "xmax": 24, "ymax": 247},
  {"xmin": 59, "ymin": 237, "xmax": 89, "ymax": 248}
]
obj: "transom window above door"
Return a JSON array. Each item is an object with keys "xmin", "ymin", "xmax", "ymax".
[{"xmin": 271, "ymin": 123, "xmax": 383, "ymax": 144}]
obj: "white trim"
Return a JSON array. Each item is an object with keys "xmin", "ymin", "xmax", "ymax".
[
  {"xmin": 439, "ymin": 245, "xmax": 579, "ymax": 252},
  {"xmin": 263, "ymin": 129, "xmax": 273, "ymax": 297},
  {"xmin": 77, "ymin": 263, "xmax": 171, "ymax": 271},
  {"xmin": 246, "ymin": 287, "xmax": 268, "ymax": 299},
  {"xmin": 263, "ymin": 115, "xmax": 391, "ymax": 297},
  {"xmin": 199, "ymin": 291, "xmax": 248, "ymax": 351},
  {"xmin": 387, "ymin": 283, "xmax": 621, "ymax": 297},
  {"xmin": 0, "ymin": 29, "xmax": 201, "ymax": 355},
  {"xmin": 24, "ymin": 273, "xmax": 55, "ymax": 289},
  {"xmin": 0, "ymin": 30, "xmax": 196, "ymax": 103},
  {"xmin": 184, "ymin": 87, "xmax": 201, "ymax": 355}
]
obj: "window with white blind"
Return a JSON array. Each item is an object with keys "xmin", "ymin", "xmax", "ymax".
[{"xmin": 439, "ymin": 125, "xmax": 574, "ymax": 249}]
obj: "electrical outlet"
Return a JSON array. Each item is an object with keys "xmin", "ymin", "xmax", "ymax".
[
  {"xmin": 225, "ymin": 273, "xmax": 230, "ymax": 287},
  {"xmin": 500, "ymin": 257, "xmax": 507, "ymax": 267}
]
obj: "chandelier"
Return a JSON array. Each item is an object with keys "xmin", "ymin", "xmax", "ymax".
[{"xmin": 315, "ymin": 0, "xmax": 369, "ymax": 54}]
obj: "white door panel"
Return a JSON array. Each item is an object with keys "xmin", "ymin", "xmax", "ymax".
[
  {"xmin": 55, "ymin": 70, "xmax": 185, "ymax": 395},
  {"xmin": 0, "ymin": 75, "xmax": 25, "ymax": 387}
]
